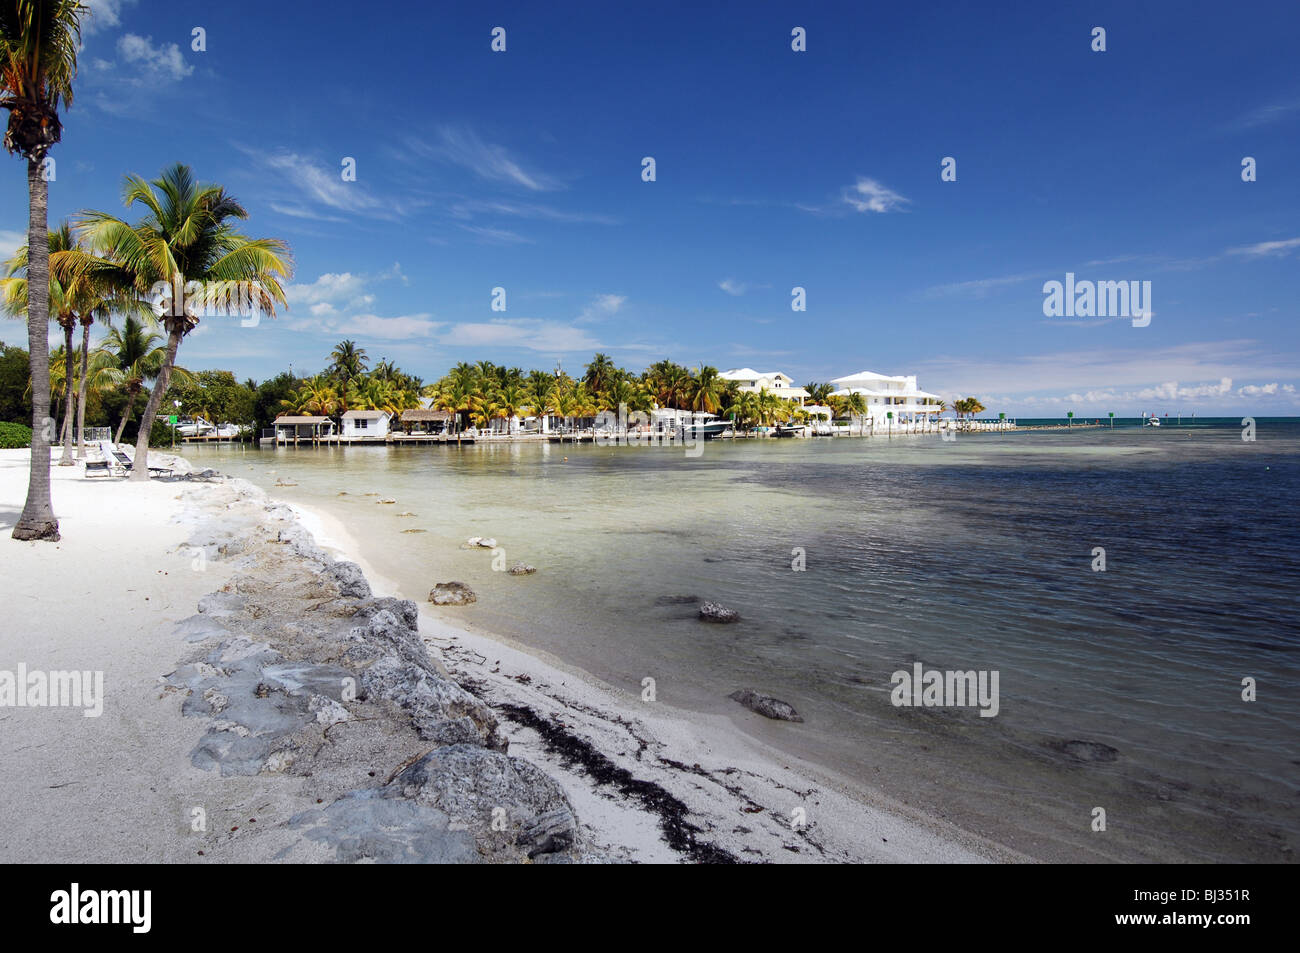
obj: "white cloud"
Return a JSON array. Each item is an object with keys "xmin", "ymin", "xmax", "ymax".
[
  {"xmin": 81, "ymin": 0, "xmax": 135, "ymax": 36},
  {"xmin": 923, "ymin": 273, "xmax": 1039, "ymax": 298},
  {"xmin": 0, "ymin": 228, "xmax": 25, "ymax": 263},
  {"xmin": 448, "ymin": 199, "xmax": 617, "ymax": 225},
  {"xmin": 116, "ymin": 33, "xmax": 193, "ymax": 82},
  {"xmin": 458, "ymin": 224, "xmax": 533, "ymax": 244},
  {"xmin": 255, "ymin": 151, "xmax": 394, "ymax": 218},
  {"xmin": 719, "ymin": 278, "xmax": 747, "ymax": 296},
  {"xmin": 441, "ymin": 319, "xmax": 601, "ymax": 352},
  {"xmin": 913, "ymin": 340, "xmax": 1300, "ymax": 410},
  {"xmin": 286, "ymin": 311, "xmax": 441, "ymax": 341},
  {"xmin": 411, "ymin": 127, "xmax": 561, "ymax": 191},
  {"xmin": 1227, "ymin": 237, "xmax": 1300, "ymax": 258},
  {"xmin": 577, "ymin": 294, "xmax": 626, "ymax": 322},
  {"xmin": 841, "ymin": 177, "xmax": 910, "ymax": 214}
]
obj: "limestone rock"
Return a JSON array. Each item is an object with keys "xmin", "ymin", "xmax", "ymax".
[
  {"xmin": 728, "ymin": 688, "xmax": 803, "ymax": 723},
  {"xmin": 429, "ymin": 581, "xmax": 476, "ymax": 606},
  {"xmin": 699, "ymin": 602, "xmax": 739, "ymax": 623}
]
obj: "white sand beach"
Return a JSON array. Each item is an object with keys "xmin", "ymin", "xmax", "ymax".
[{"xmin": 0, "ymin": 448, "xmax": 1019, "ymax": 863}]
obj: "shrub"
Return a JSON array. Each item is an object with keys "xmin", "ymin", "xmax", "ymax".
[
  {"xmin": 148, "ymin": 418, "xmax": 172, "ymax": 448},
  {"xmin": 0, "ymin": 421, "xmax": 33, "ymax": 449}
]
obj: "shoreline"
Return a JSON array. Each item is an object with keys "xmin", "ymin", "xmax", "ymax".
[
  {"xmin": 281, "ymin": 494, "xmax": 1021, "ymax": 863},
  {"xmin": 0, "ymin": 448, "xmax": 1018, "ymax": 863}
]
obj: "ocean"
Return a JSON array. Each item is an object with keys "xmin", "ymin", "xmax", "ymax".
[{"xmin": 187, "ymin": 418, "xmax": 1300, "ymax": 862}]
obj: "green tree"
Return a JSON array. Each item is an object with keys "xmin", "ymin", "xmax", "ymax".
[
  {"xmin": 0, "ymin": 338, "xmax": 30, "ymax": 421},
  {"xmin": 73, "ymin": 163, "xmax": 293, "ymax": 479}
]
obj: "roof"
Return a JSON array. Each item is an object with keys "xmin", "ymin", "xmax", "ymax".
[
  {"xmin": 341, "ymin": 409, "xmax": 390, "ymax": 419},
  {"xmin": 721, "ymin": 368, "xmax": 794, "ymax": 383},
  {"xmin": 400, "ymin": 409, "xmax": 452, "ymax": 421},
  {"xmin": 829, "ymin": 370, "xmax": 910, "ymax": 384},
  {"xmin": 274, "ymin": 415, "xmax": 332, "ymax": 424},
  {"xmin": 831, "ymin": 387, "xmax": 942, "ymax": 399}
]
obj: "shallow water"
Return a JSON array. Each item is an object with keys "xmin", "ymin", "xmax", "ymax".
[{"xmin": 191, "ymin": 422, "xmax": 1300, "ymax": 862}]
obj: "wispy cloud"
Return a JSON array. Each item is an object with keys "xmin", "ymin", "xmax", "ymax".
[
  {"xmin": 718, "ymin": 278, "xmax": 748, "ymax": 296},
  {"xmin": 440, "ymin": 319, "xmax": 601, "ymax": 352},
  {"xmin": 448, "ymin": 199, "xmax": 617, "ymax": 225},
  {"xmin": 577, "ymin": 294, "xmax": 626, "ymax": 322},
  {"xmin": 923, "ymin": 273, "xmax": 1040, "ymax": 298},
  {"xmin": 1223, "ymin": 97, "xmax": 1300, "ymax": 131},
  {"xmin": 457, "ymin": 224, "xmax": 533, "ymax": 245},
  {"xmin": 409, "ymin": 127, "xmax": 562, "ymax": 192},
  {"xmin": 248, "ymin": 149, "xmax": 399, "ymax": 219},
  {"xmin": 286, "ymin": 311, "xmax": 441, "ymax": 341},
  {"xmin": 1227, "ymin": 237, "xmax": 1300, "ymax": 258},
  {"xmin": 914, "ymin": 340, "xmax": 1300, "ymax": 408},
  {"xmin": 841, "ymin": 177, "xmax": 910, "ymax": 214}
]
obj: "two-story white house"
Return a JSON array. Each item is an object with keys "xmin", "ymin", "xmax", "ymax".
[
  {"xmin": 719, "ymin": 368, "xmax": 811, "ymax": 405},
  {"xmin": 829, "ymin": 370, "xmax": 943, "ymax": 424},
  {"xmin": 340, "ymin": 409, "xmax": 392, "ymax": 440}
]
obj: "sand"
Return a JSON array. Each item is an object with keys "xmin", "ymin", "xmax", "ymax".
[{"xmin": 0, "ymin": 448, "xmax": 1020, "ymax": 863}]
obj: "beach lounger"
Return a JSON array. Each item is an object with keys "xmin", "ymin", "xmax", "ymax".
[
  {"xmin": 84, "ymin": 458, "xmax": 113, "ymax": 477},
  {"xmin": 101, "ymin": 441, "xmax": 173, "ymax": 478}
]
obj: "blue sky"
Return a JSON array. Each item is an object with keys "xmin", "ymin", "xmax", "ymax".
[{"xmin": 1, "ymin": 0, "xmax": 1297, "ymax": 414}]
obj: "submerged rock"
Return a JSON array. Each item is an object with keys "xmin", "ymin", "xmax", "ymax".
[
  {"xmin": 699, "ymin": 602, "xmax": 739, "ymax": 623},
  {"xmin": 508, "ymin": 563, "xmax": 536, "ymax": 576},
  {"xmin": 429, "ymin": 581, "xmax": 477, "ymax": 606},
  {"xmin": 1051, "ymin": 739, "xmax": 1119, "ymax": 763},
  {"xmin": 654, "ymin": 594, "xmax": 700, "ymax": 606},
  {"xmin": 728, "ymin": 689, "xmax": 804, "ymax": 723}
]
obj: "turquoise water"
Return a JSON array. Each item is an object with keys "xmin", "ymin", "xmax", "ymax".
[{"xmin": 189, "ymin": 421, "xmax": 1300, "ymax": 862}]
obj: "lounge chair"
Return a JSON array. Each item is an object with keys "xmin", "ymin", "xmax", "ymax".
[{"xmin": 100, "ymin": 441, "xmax": 173, "ymax": 478}]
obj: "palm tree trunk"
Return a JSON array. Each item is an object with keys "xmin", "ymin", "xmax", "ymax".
[
  {"xmin": 76, "ymin": 322, "xmax": 91, "ymax": 458},
  {"xmin": 130, "ymin": 323, "xmax": 183, "ymax": 481},
  {"xmin": 13, "ymin": 159, "xmax": 59, "ymax": 540},
  {"xmin": 59, "ymin": 321, "xmax": 76, "ymax": 465}
]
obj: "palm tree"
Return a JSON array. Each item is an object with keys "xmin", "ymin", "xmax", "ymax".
[
  {"xmin": 73, "ymin": 163, "xmax": 292, "ymax": 480},
  {"xmin": 804, "ymin": 381, "xmax": 835, "ymax": 406},
  {"xmin": 583, "ymin": 352, "xmax": 617, "ymax": 396},
  {"xmin": 281, "ymin": 376, "xmax": 343, "ymax": 417},
  {"xmin": 1, "ymin": 0, "xmax": 84, "ymax": 537},
  {"xmin": 329, "ymin": 339, "xmax": 367, "ymax": 385},
  {"xmin": 95, "ymin": 315, "xmax": 177, "ymax": 445},
  {"xmin": 687, "ymin": 365, "xmax": 725, "ymax": 414},
  {"xmin": 843, "ymin": 391, "xmax": 869, "ymax": 435}
]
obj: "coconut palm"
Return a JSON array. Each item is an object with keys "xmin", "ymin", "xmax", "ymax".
[
  {"xmin": 281, "ymin": 376, "xmax": 343, "ymax": 417},
  {"xmin": 72, "ymin": 163, "xmax": 292, "ymax": 479},
  {"xmin": 644, "ymin": 360, "xmax": 691, "ymax": 409},
  {"xmin": 843, "ymin": 391, "xmax": 869, "ymax": 435},
  {"xmin": 329, "ymin": 339, "xmax": 367, "ymax": 386},
  {"xmin": 1, "ymin": 0, "xmax": 84, "ymax": 537},
  {"xmin": 687, "ymin": 365, "xmax": 725, "ymax": 414},
  {"xmin": 583, "ymin": 352, "xmax": 617, "ymax": 396},
  {"xmin": 804, "ymin": 381, "xmax": 835, "ymax": 405},
  {"xmin": 94, "ymin": 314, "xmax": 182, "ymax": 445}
]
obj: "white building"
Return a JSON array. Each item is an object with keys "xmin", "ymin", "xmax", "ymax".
[
  {"xmin": 340, "ymin": 409, "xmax": 391, "ymax": 439},
  {"xmin": 829, "ymin": 371, "xmax": 943, "ymax": 424},
  {"xmin": 719, "ymin": 368, "xmax": 810, "ymax": 404}
]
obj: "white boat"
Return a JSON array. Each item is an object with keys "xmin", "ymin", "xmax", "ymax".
[
  {"xmin": 175, "ymin": 417, "xmax": 215, "ymax": 437},
  {"xmin": 1144, "ymin": 415, "xmax": 1161, "ymax": 427}
]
